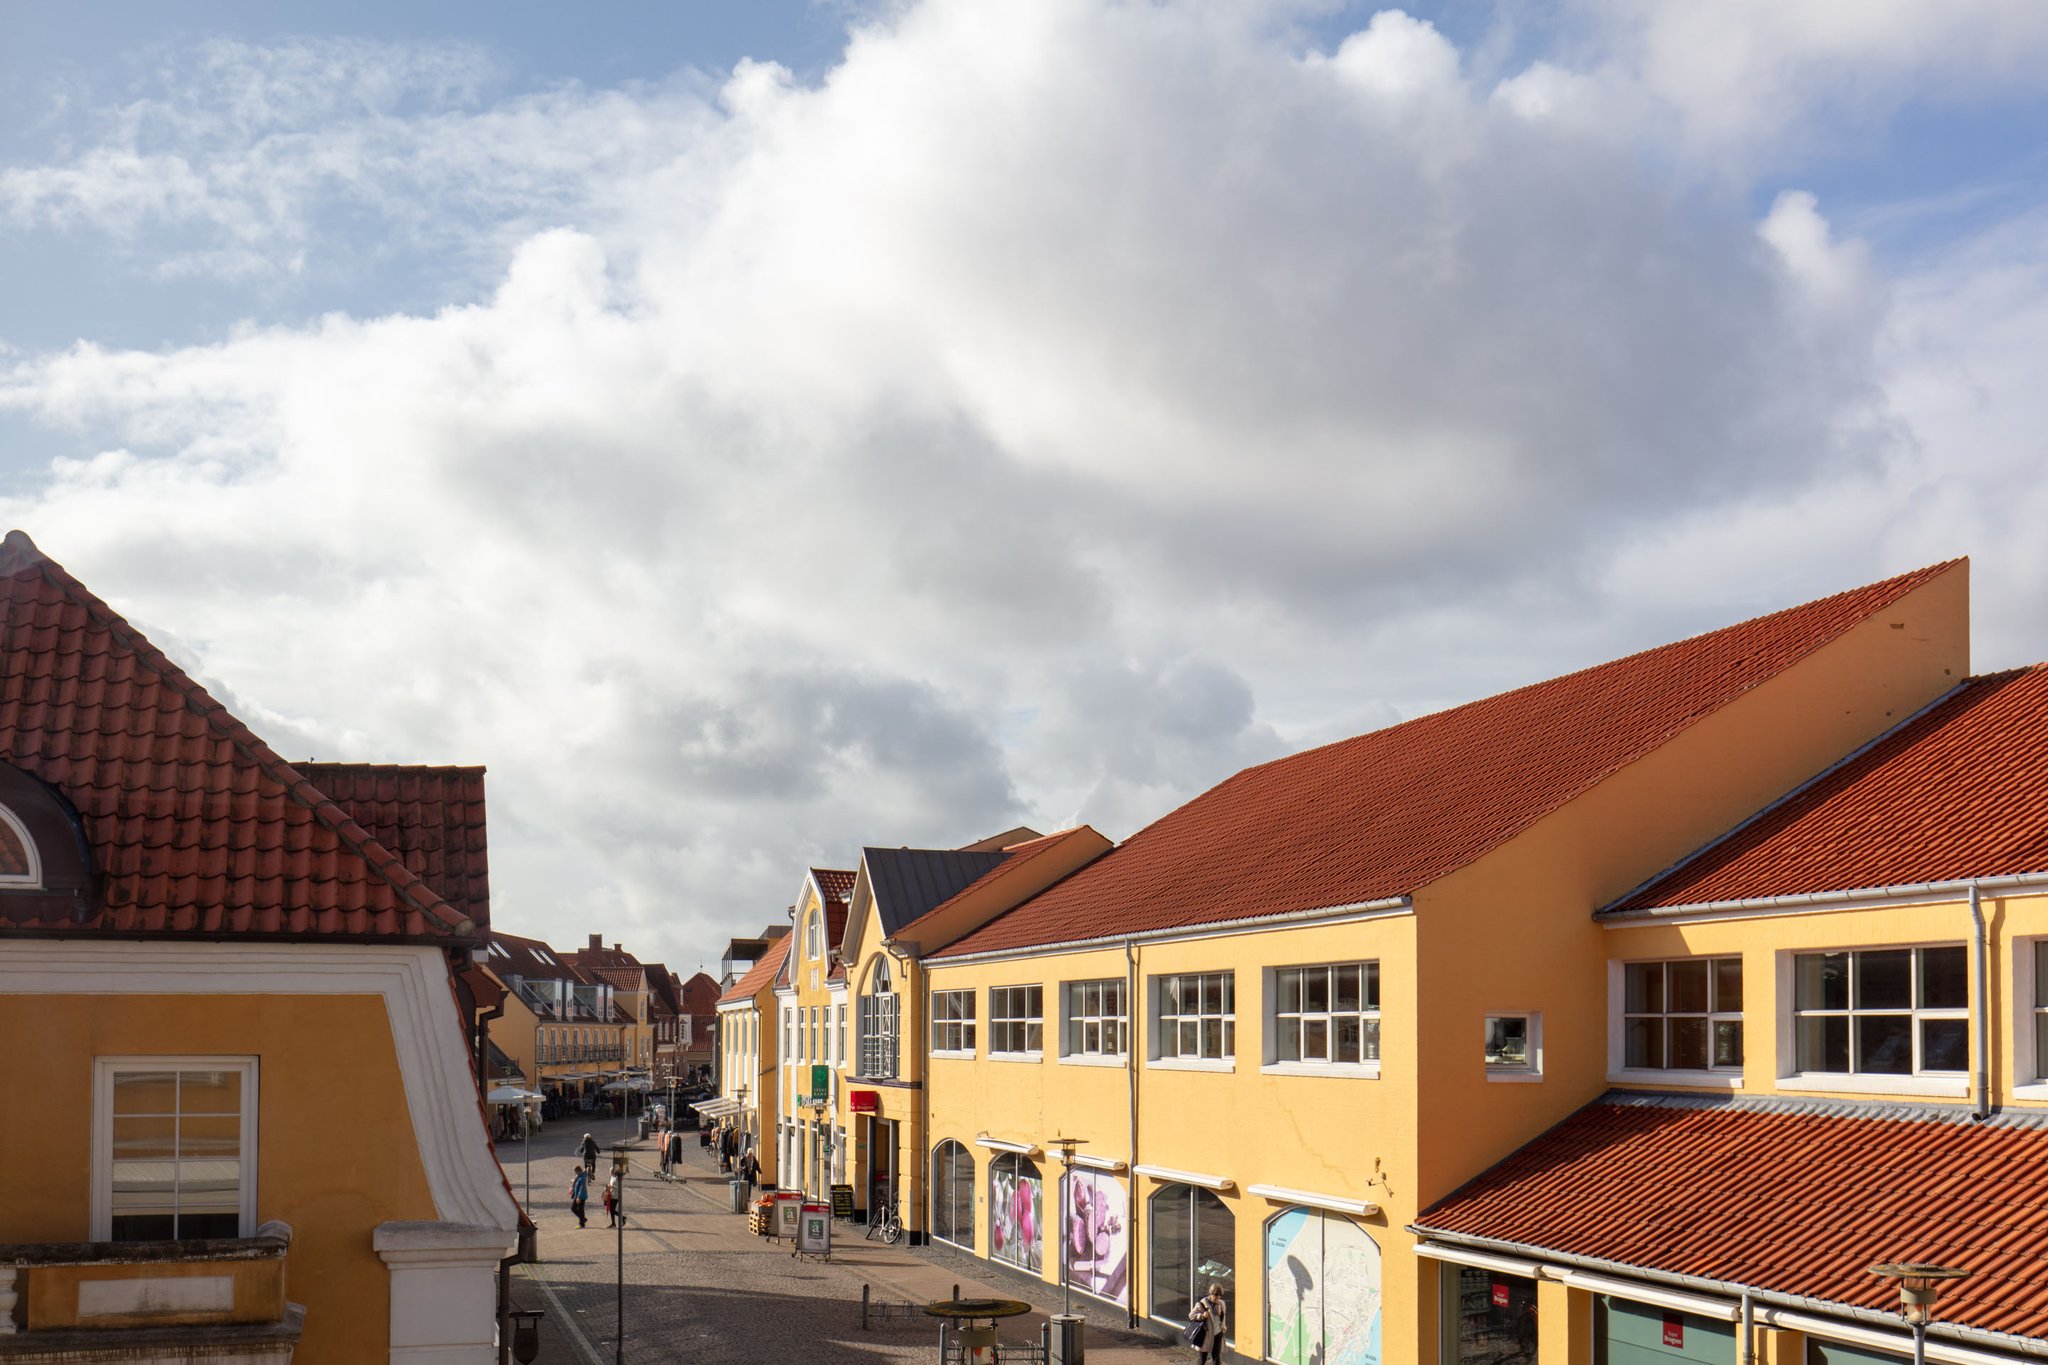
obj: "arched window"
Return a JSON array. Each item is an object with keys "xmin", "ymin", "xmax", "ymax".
[
  {"xmin": 930, "ymin": 1140, "xmax": 975, "ymax": 1249},
  {"xmin": 1149, "ymin": 1184, "xmax": 1233, "ymax": 1332},
  {"xmin": 1263, "ymin": 1208, "xmax": 1382, "ymax": 1365},
  {"xmin": 988, "ymin": 1152, "xmax": 1043, "ymax": 1271},
  {"xmin": 0, "ymin": 764, "xmax": 91, "ymax": 910},
  {"xmin": 856, "ymin": 956, "xmax": 899, "ymax": 1079}
]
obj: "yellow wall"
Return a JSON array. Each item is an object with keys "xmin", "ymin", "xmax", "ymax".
[{"xmin": 0, "ymin": 993, "xmax": 437, "ymax": 1365}]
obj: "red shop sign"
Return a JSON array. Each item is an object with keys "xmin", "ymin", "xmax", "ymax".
[
  {"xmin": 849, "ymin": 1090, "xmax": 881, "ymax": 1113},
  {"xmin": 1491, "ymin": 1281, "xmax": 1510, "ymax": 1309},
  {"xmin": 1662, "ymin": 1314, "xmax": 1684, "ymax": 1349}
]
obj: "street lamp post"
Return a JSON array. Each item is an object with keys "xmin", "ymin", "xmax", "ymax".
[
  {"xmin": 612, "ymin": 1144, "xmax": 632, "ymax": 1365},
  {"xmin": 1869, "ymin": 1262, "xmax": 1970, "ymax": 1365},
  {"xmin": 1046, "ymin": 1137, "xmax": 1088, "ymax": 1316}
]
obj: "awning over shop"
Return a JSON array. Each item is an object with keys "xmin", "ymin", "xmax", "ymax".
[{"xmin": 691, "ymin": 1097, "xmax": 743, "ymax": 1119}]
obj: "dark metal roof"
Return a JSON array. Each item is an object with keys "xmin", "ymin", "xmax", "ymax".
[{"xmin": 862, "ymin": 847, "xmax": 1009, "ymax": 935}]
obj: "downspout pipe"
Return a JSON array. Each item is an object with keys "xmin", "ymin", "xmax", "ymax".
[
  {"xmin": 1970, "ymin": 880, "xmax": 1991, "ymax": 1121},
  {"xmin": 1125, "ymin": 937, "xmax": 1140, "ymax": 1330},
  {"xmin": 1741, "ymin": 1290, "xmax": 1755, "ymax": 1365}
]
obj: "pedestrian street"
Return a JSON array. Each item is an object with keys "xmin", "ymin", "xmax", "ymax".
[{"xmin": 508, "ymin": 1116, "xmax": 1181, "ymax": 1365}]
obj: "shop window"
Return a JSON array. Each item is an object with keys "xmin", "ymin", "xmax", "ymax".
[
  {"xmin": 1155, "ymin": 972, "xmax": 1235, "ymax": 1063},
  {"xmin": 1807, "ymin": 1337, "xmax": 1910, "ymax": 1364},
  {"xmin": 1595, "ymin": 1296, "xmax": 1735, "ymax": 1364},
  {"xmin": 988, "ymin": 1152, "xmax": 1043, "ymax": 1272},
  {"xmin": 1442, "ymin": 1264, "xmax": 1536, "ymax": 1364},
  {"xmin": 1263, "ymin": 1207, "xmax": 1382, "ymax": 1365},
  {"xmin": 1061, "ymin": 1167, "xmax": 1129, "ymax": 1305},
  {"xmin": 931, "ymin": 990, "xmax": 977, "ymax": 1055},
  {"xmin": 1623, "ymin": 958, "xmax": 1743, "ymax": 1073},
  {"xmin": 931, "ymin": 1140, "xmax": 976, "ymax": 1248},
  {"xmin": 1791, "ymin": 946, "xmax": 1967, "ymax": 1077},
  {"xmin": 1485, "ymin": 1014, "xmax": 1541, "ymax": 1080},
  {"xmin": 93, "ymin": 1058, "xmax": 257, "ymax": 1241},
  {"xmin": 990, "ymin": 985, "xmax": 1044, "ymax": 1056},
  {"xmin": 1148, "ymin": 1184, "xmax": 1234, "ymax": 1337},
  {"xmin": 1062, "ymin": 979, "xmax": 1128, "ymax": 1060},
  {"xmin": 1269, "ymin": 962, "xmax": 1380, "ymax": 1069}
]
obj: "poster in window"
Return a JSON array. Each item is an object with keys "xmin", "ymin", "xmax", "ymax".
[
  {"xmin": 989, "ymin": 1160, "xmax": 1043, "ymax": 1271},
  {"xmin": 1264, "ymin": 1208, "xmax": 1381, "ymax": 1365},
  {"xmin": 1062, "ymin": 1169, "xmax": 1128, "ymax": 1305}
]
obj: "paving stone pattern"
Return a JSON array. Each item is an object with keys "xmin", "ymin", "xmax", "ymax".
[{"xmin": 506, "ymin": 1119, "xmax": 1181, "ymax": 1365}]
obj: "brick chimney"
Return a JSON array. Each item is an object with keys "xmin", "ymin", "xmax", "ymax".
[{"xmin": 588, "ymin": 933, "xmax": 602, "ymax": 951}]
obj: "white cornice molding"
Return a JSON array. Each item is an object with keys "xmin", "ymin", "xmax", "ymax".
[{"xmin": 0, "ymin": 940, "xmax": 519, "ymax": 1234}]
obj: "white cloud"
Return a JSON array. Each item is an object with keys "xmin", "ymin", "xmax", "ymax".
[{"xmin": 1, "ymin": 1, "xmax": 2045, "ymax": 969}]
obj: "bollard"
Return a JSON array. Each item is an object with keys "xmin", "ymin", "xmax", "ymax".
[
  {"xmin": 861, "ymin": 1283, "xmax": 870, "ymax": 1332},
  {"xmin": 953, "ymin": 1283, "xmax": 960, "ymax": 1302},
  {"xmin": 1049, "ymin": 1313, "xmax": 1086, "ymax": 1365}
]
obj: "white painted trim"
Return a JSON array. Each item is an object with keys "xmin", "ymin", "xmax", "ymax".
[
  {"xmin": 1244, "ymin": 1183, "xmax": 1377, "ymax": 1217},
  {"xmin": 1606, "ymin": 1069, "xmax": 1742, "ymax": 1090},
  {"xmin": 926, "ymin": 899, "xmax": 1414, "ymax": 967},
  {"xmin": 2017, "ymin": 935, "xmax": 2046, "ymax": 1092},
  {"xmin": 1072, "ymin": 1154, "xmax": 1126, "ymax": 1173},
  {"xmin": 1555, "ymin": 1268, "xmax": 1739, "ymax": 1322},
  {"xmin": 1132, "ymin": 1164, "xmax": 1233, "ymax": 1191},
  {"xmin": 90, "ymin": 1056, "xmax": 258, "ymax": 1240},
  {"xmin": 1412, "ymin": 1243, "xmax": 1543, "ymax": 1278},
  {"xmin": 1261, "ymin": 1061, "xmax": 1383, "ymax": 1080},
  {"xmin": 1600, "ymin": 871, "xmax": 2048, "ymax": 924},
  {"xmin": 1057, "ymin": 1053, "xmax": 1127, "ymax": 1068},
  {"xmin": 1778, "ymin": 1073, "xmax": 1969, "ymax": 1099},
  {"xmin": 975, "ymin": 1137, "xmax": 1040, "ymax": 1157},
  {"xmin": 1759, "ymin": 1307, "xmax": 2030, "ymax": 1365},
  {"xmin": 988, "ymin": 1052, "xmax": 1045, "ymax": 1064},
  {"xmin": 0, "ymin": 940, "xmax": 518, "ymax": 1232},
  {"xmin": 1146, "ymin": 1056, "xmax": 1235, "ymax": 1074},
  {"xmin": 1484, "ymin": 1011, "xmax": 1542, "ymax": 1081},
  {"xmin": 0, "ymin": 802, "xmax": 41, "ymax": 887}
]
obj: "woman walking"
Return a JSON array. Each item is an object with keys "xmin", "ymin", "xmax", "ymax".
[
  {"xmin": 1189, "ymin": 1282, "xmax": 1228, "ymax": 1365},
  {"xmin": 568, "ymin": 1166, "xmax": 589, "ymax": 1229}
]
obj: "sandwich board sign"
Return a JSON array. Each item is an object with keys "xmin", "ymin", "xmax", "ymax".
[{"xmin": 798, "ymin": 1202, "xmax": 832, "ymax": 1256}]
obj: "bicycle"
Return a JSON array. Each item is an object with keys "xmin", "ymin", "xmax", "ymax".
[{"xmin": 865, "ymin": 1199, "xmax": 903, "ymax": 1244}]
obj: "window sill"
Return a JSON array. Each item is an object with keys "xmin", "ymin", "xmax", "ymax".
[
  {"xmin": 1778, "ymin": 1072, "xmax": 1968, "ymax": 1099},
  {"xmin": 1058, "ymin": 1053, "xmax": 1128, "ymax": 1068},
  {"xmin": 1147, "ymin": 1056, "xmax": 1236, "ymax": 1074},
  {"xmin": 1485, "ymin": 1067, "xmax": 1543, "ymax": 1084},
  {"xmin": 1261, "ymin": 1061, "xmax": 1382, "ymax": 1080},
  {"xmin": 929, "ymin": 1049, "xmax": 976, "ymax": 1061},
  {"xmin": 988, "ymin": 1052, "xmax": 1045, "ymax": 1064},
  {"xmin": 2012, "ymin": 1082, "xmax": 2048, "ymax": 1103},
  {"xmin": 1607, "ymin": 1068, "xmax": 1742, "ymax": 1090}
]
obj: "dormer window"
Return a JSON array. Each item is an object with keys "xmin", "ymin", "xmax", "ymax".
[
  {"xmin": 0, "ymin": 804, "xmax": 39, "ymax": 886},
  {"xmin": 0, "ymin": 765, "xmax": 93, "ymax": 905}
]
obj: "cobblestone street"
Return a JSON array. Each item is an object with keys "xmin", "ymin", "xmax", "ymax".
[{"xmin": 505, "ymin": 1117, "xmax": 1182, "ymax": 1365}]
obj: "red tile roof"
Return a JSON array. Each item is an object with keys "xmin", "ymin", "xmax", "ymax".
[
  {"xmin": 298, "ymin": 764, "xmax": 490, "ymax": 930},
  {"xmin": 940, "ymin": 563, "xmax": 1962, "ymax": 956},
  {"xmin": 719, "ymin": 933, "xmax": 792, "ymax": 1006},
  {"xmin": 814, "ymin": 868, "xmax": 855, "ymax": 903},
  {"xmin": 813, "ymin": 867, "xmax": 854, "ymax": 968},
  {"xmin": 1613, "ymin": 665, "xmax": 2048, "ymax": 910},
  {"xmin": 1416, "ymin": 1095, "xmax": 2048, "ymax": 1342},
  {"xmin": 0, "ymin": 532, "xmax": 473, "ymax": 942}
]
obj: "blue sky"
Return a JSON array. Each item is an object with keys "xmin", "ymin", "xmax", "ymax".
[{"xmin": 3, "ymin": 1, "xmax": 2047, "ymax": 969}]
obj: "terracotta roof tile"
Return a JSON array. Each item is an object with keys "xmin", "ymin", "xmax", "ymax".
[
  {"xmin": 719, "ymin": 934, "xmax": 791, "ymax": 1006},
  {"xmin": 0, "ymin": 532, "xmax": 472, "ymax": 942},
  {"xmin": 298, "ymin": 763, "xmax": 490, "ymax": 930},
  {"xmin": 1416, "ymin": 1094, "xmax": 2048, "ymax": 1341},
  {"xmin": 813, "ymin": 867, "xmax": 855, "ymax": 903},
  {"xmin": 1614, "ymin": 665, "xmax": 2048, "ymax": 910},
  {"xmin": 940, "ymin": 563, "xmax": 1960, "ymax": 957}
]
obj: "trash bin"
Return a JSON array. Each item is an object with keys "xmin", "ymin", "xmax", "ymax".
[
  {"xmin": 729, "ymin": 1180, "xmax": 749, "ymax": 1214},
  {"xmin": 638, "ymin": 1117, "xmax": 651, "ymax": 1140},
  {"xmin": 1049, "ymin": 1314, "xmax": 1085, "ymax": 1365}
]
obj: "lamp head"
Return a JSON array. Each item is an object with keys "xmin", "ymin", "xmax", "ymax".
[
  {"xmin": 510, "ymin": 1308, "xmax": 545, "ymax": 1363},
  {"xmin": 1868, "ymin": 1263, "xmax": 1970, "ymax": 1324},
  {"xmin": 611, "ymin": 1145, "xmax": 631, "ymax": 1176}
]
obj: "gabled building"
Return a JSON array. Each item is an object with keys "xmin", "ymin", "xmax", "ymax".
[
  {"xmin": 0, "ymin": 531, "xmax": 518, "ymax": 1362},
  {"xmin": 911, "ymin": 560, "xmax": 1971, "ymax": 1364},
  {"xmin": 712, "ymin": 933, "xmax": 793, "ymax": 1181}
]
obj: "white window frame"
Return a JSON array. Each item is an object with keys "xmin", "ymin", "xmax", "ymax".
[
  {"xmin": 1484, "ymin": 1012, "xmax": 1542, "ymax": 1083},
  {"xmin": 1778, "ymin": 944, "xmax": 1970, "ymax": 1097},
  {"xmin": 931, "ymin": 989, "xmax": 978, "ymax": 1057},
  {"xmin": 1060, "ymin": 978, "xmax": 1128, "ymax": 1065},
  {"xmin": 92, "ymin": 1056, "xmax": 259, "ymax": 1241},
  {"xmin": 988, "ymin": 985, "xmax": 1044, "ymax": 1059},
  {"xmin": 857, "ymin": 958, "xmax": 900, "ymax": 1080},
  {"xmin": 2017, "ymin": 937, "xmax": 2048, "ymax": 1101},
  {"xmin": 1264, "ymin": 962, "xmax": 1381, "ymax": 1077},
  {"xmin": 0, "ymin": 802, "xmax": 41, "ymax": 887},
  {"xmin": 1151, "ymin": 972, "xmax": 1235, "ymax": 1071},
  {"xmin": 1606, "ymin": 957, "xmax": 1745, "ymax": 1089}
]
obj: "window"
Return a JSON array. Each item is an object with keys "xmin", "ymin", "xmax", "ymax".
[
  {"xmin": 806, "ymin": 910, "xmax": 824, "ymax": 962},
  {"xmin": 94, "ymin": 1058, "xmax": 257, "ymax": 1241},
  {"xmin": 988, "ymin": 1152, "xmax": 1043, "ymax": 1271},
  {"xmin": 1063, "ymin": 979, "xmax": 1128, "ymax": 1059},
  {"xmin": 931, "ymin": 1140, "xmax": 976, "ymax": 1249},
  {"xmin": 1149, "ymin": 1184, "xmax": 1233, "ymax": 1331},
  {"xmin": 1623, "ymin": 958, "xmax": 1742, "ymax": 1072},
  {"xmin": 1156, "ymin": 973, "xmax": 1234, "ymax": 1062},
  {"xmin": 1263, "ymin": 1208, "xmax": 1382, "ymax": 1365},
  {"xmin": 1271, "ymin": 962, "xmax": 1380, "ymax": 1066},
  {"xmin": 1484, "ymin": 1014, "xmax": 1540, "ymax": 1078},
  {"xmin": 1792, "ymin": 946, "xmax": 1968, "ymax": 1077},
  {"xmin": 1442, "ymin": 1264, "xmax": 1537, "ymax": 1364},
  {"xmin": 931, "ymin": 990, "xmax": 977, "ymax": 1054},
  {"xmin": 857, "ymin": 957, "xmax": 900, "ymax": 1079},
  {"xmin": 2033, "ymin": 941, "xmax": 2048, "ymax": 1083},
  {"xmin": 989, "ymin": 986, "xmax": 1044, "ymax": 1055},
  {"xmin": 1062, "ymin": 1167, "xmax": 1129, "ymax": 1306}
]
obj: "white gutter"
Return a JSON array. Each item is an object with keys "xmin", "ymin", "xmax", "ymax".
[
  {"xmin": 1760, "ymin": 1307, "xmax": 2030, "ymax": 1365},
  {"xmin": 1548, "ymin": 1268, "xmax": 1739, "ymax": 1322},
  {"xmin": 1132, "ymin": 1164, "xmax": 1233, "ymax": 1192},
  {"xmin": 1598, "ymin": 871, "xmax": 2048, "ymax": 924},
  {"xmin": 1245, "ymin": 1183, "xmax": 1379, "ymax": 1217},
  {"xmin": 927, "ymin": 897, "xmax": 1413, "ymax": 967}
]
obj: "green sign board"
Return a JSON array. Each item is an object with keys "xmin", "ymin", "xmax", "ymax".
[{"xmin": 811, "ymin": 1064, "xmax": 830, "ymax": 1103}]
